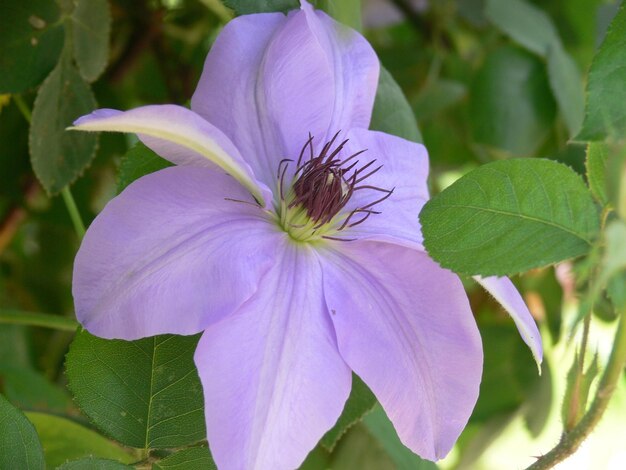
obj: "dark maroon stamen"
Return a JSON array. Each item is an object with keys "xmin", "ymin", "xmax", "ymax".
[{"xmin": 281, "ymin": 133, "xmax": 394, "ymax": 231}]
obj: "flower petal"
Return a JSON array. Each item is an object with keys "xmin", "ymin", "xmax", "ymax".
[
  {"xmin": 191, "ymin": 3, "xmax": 379, "ymax": 188},
  {"xmin": 319, "ymin": 241, "xmax": 482, "ymax": 461},
  {"xmin": 72, "ymin": 105, "xmax": 271, "ymax": 206},
  {"xmin": 341, "ymin": 128, "xmax": 429, "ymax": 249},
  {"xmin": 195, "ymin": 240, "xmax": 351, "ymax": 470},
  {"xmin": 73, "ymin": 166, "xmax": 280, "ymax": 340},
  {"xmin": 474, "ymin": 276, "xmax": 543, "ymax": 370}
]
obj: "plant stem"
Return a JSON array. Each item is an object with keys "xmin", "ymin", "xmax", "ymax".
[
  {"xmin": 13, "ymin": 95, "xmax": 32, "ymax": 122},
  {"xmin": 526, "ymin": 305, "xmax": 626, "ymax": 470},
  {"xmin": 0, "ymin": 310, "xmax": 78, "ymax": 332},
  {"xmin": 61, "ymin": 186, "xmax": 86, "ymax": 239}
]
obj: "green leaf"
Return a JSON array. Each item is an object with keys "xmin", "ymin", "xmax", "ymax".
[
  {"xmin": 65, "ymin": 330, "xmax": 205, "ymax": 449},
  {"xmin": 371, "ymin": 66, "xmax": 422, "ymax": 143},
  {"xmin": 485, "ymin": 0, "xmax": 584, "ymax": 138},
  {"xmin": 0, "ymin": 0, "xmax": 64, "ymax": 93},
  {"xmin": 58, "ymin": 457, "xmax": 134, "ymax": 470},
  {"xmin": 117, "ymin": 142, "xmax": 172, "ymax": 193},
  {"xmin": 29, "ymin": 59, "xmax": 98, "ymax": 194},
  {"xmin": 0, "ymin": 365, "xmax": 72, "ymax": 413},
  {"xmin": 330, "ymin": 423, "xmax": 396, "ymax": 470},
  {"xmin": 0, "ymin": 393, "xmax": 45, "ymax": 470},
  {"xmin": 152, "ymin": 447, "xmax": 216, "ymax": 470},
  {"xmin": 413, "ymin": 79, "xmax": 466, "ymax": 122},
  {"xmin": 472, "ymin": 324, "xmax": 541, "ymax": 421},
  {"xmin": 223, "ymin": 0, "xmax": 298, "ymax": 14},
  {"xmin": 420, "ymin": 158, "xmax": 600, "ymax": 276},
  {"xmin": 71, "ymin": 0, "xmax": 111, "ymax": 82},
  {"xmin": 469, "ymin": 46, "xmax": 555, "ymax": 156},
  {"xmin": 605, "ymin": 143, "xmax": 626, "ymax": 220},
  {"xmin": 25, "ymin": 412, "xmax": 136, "ymax": 469},
  {"xmin": 363, "ymin": 406, "xmax": 438, "ymax": 470},
  {"xmin": 320, "ymin": 374, "xmax": 376, "ymax": 450},
  {"xmin": 577, "ymin": 3, "xmax": 626, "ymax": 141},
  {"xmin": 597, "ymin": 220, "xmax": 626, "ymax": 290},
  {"xmin": 586, "ymin": 142, "xmax": 609, "ymax": 205},
  {"xmin": 546, "ymin": 43, "xmax": 585, "ymax": 137},
  {"xmin": 484, "ymin": 0, "xmax": 559, "ymax": 56},
  {"xmin": 316, "ymin": 0, "xmax": 362, "ymax": 30}
]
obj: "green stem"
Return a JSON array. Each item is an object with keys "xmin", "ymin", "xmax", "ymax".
[
  {"xmin": 61, "ymin": 186, "xmax": 86, "ymax": 239},
  {"xmin": 526, "ymin": 305, "xmax": 626, "ymax": 470},
  {"xmin": 13, "ymin": 95, "xmax": 32, "ymax": 122},
  {"xmin": 0, "ymin": 310, "xmax": 78, "ymax": 331}
]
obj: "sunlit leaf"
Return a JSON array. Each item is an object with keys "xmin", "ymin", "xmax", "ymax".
[
  {"xmin": 58, "ymin": 457, "xmax": 134, "ymax": 470},
  {"xmin": 26, "ymin": 412, "xmax": 137, "ymax": 468}
]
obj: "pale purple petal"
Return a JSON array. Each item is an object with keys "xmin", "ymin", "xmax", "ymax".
[
  {"xmin": 73, "ymin": 166, "xmax": 280, "ymax": 340},
  {"xmin": 475, "ymin": 276, "xmax": 543, "ymax": 369},
  {"xmin": 319, "ymin": 241, "xmax": 482, "ymax": 461},
  {"xmin": 191, "ymin": 3, "xmax": 379, "ymax": 188},
  {"xmin": 341, "ymin": 128, "xmax": 429, "ymax": 249},
  {"xmin": 299, "ymin": 0, "xmax": 380, "ymax": 131},
  {"xmin": 195, "ymin": 240, "xmax": 351, "ymax": 470},
  {"xmin": 72, "ymin": 105, "xmax": 271, "ymax": 206}
]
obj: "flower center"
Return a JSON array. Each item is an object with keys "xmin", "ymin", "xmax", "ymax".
[{"xmin": 276, "ymin": 132, "xmax": 393, "ymax": 243}]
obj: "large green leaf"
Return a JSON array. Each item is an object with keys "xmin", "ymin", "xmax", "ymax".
[
  {"xmin": 29, "ymin": 58, "xmax": 98, "ymax": 194},
  {"xmin": 65, "ymin": 330, "xmax": 205, "ymax": 450},
  {"xmin": 320, "ymin": 374, "xmax": 376, "ymax": 450},
  {"xmin": 370, "ymin": 66, "xmax": 422, "ymax": 143},
  {"xmin": 420, "ymin": 158, "xmax": 599, "ymax": 276},
  {"xmin": 26, "ymin": 412, "xmax": 136, "ymax": 469},
  {"xmin": 577, "ymin": 3, "xmax": 626, "ymax": 140},
  {"xmin": 152, "ymin": 447, "xmax": 216, "ymax": 470},
  {"xmin": 0, "ymin": 393, "xmax": 45, "ymax": 470},
  {"xmin": 0, "ymin": 0, "xmax": 64, "ymax": 93},
  {"xmin": 469, "ymin": 46, "xmax": 555, "ymax": 156},
  {"xmin": 71, "ymin": 0, "xmax": 111, "ymax": 82}
]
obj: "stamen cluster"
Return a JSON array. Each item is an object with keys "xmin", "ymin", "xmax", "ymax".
[{"xmin": 277, "ymin": 132, "xmax": 394, "ymax": 242}]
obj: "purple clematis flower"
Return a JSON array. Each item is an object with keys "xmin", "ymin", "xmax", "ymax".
[{"xmin": 71, "ymin": 1, "xmax": 542, "ymax": 468}]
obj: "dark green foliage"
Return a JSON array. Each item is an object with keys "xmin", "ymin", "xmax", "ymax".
[{"xmin": 66, "ymin": 330, "xmax": 206, "ymax": 449}]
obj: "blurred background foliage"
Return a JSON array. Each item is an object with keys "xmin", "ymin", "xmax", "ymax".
[{"xmin": 0, "ymin": 0, "xmax": 625, "ymax": 468}]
